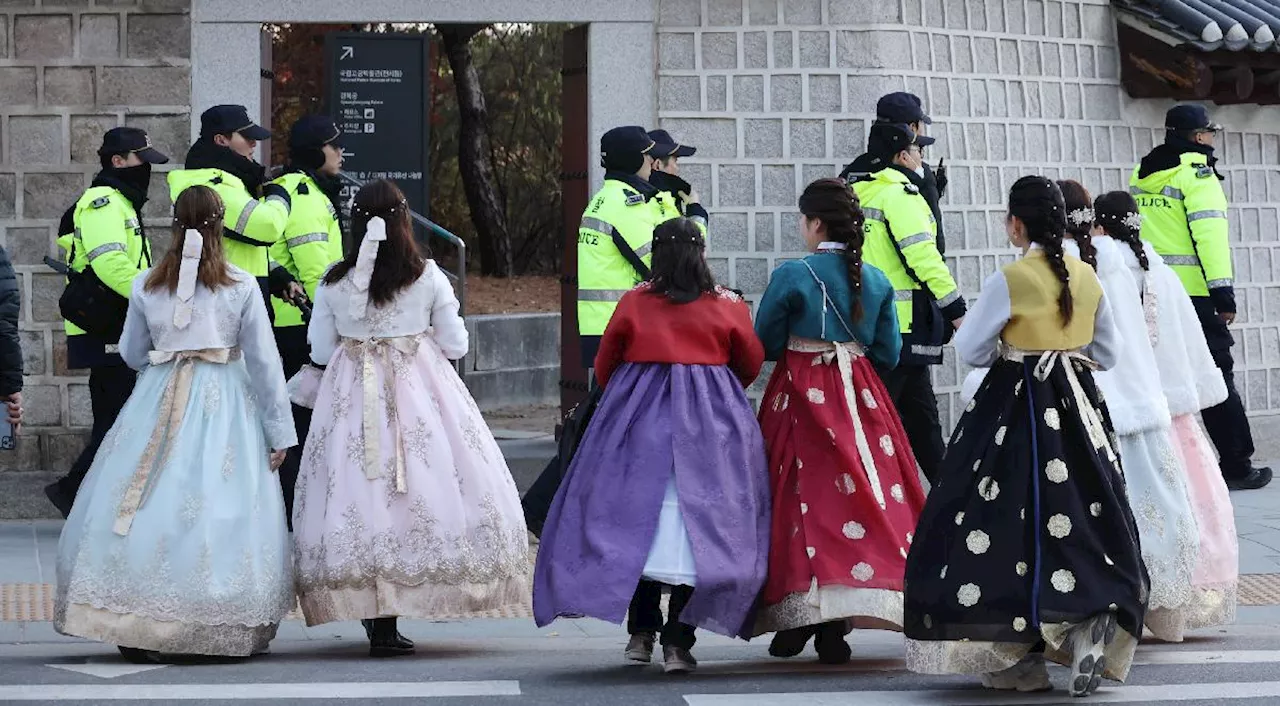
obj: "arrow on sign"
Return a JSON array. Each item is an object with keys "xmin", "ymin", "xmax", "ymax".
[{"xmin": 340, "ymin": 46, "xmax": 354, "ymax": 60}]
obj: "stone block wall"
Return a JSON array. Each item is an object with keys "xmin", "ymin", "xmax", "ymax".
[
  {"xmin": 0, "ymin": 0, "xmax": 190, "ymax": 472},
  {"xmin": 657, "ymin": 0, "xmax": 1280, "ymax": 432}
]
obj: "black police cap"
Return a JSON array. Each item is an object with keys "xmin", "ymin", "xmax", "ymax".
[
  {"xmin": 647, "ymin": 129, "xmax": 696, "ymax": 158},
  {"xmin": 98, "ymin": 126, "xmax": 168, "ymax": 164},
  {"xmin": 290, "ymin": 114, "xmax": 342, "ymax": 150},
  {"xmin": 1165, "ymin": 104, "xmax": 1222, "ymax": 132},
  {"xmin": 867, "ymin": 122, "xmax": 935, "ymax": 159},
  {"xmin": 876, "ymin": 92, "xmax": 932, "ymax": 125},
  {"xmin": 200, "ymin": 105, "xmax": 271, "ymax": 141},
  {"xmin": 601, "ymin": 126, "xmax": 675, "ymax": 160}
]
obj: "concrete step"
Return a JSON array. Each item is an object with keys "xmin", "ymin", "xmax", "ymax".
[{"xmin": 0, "ymin": 438, "xmax": 558, "ymax": 520}]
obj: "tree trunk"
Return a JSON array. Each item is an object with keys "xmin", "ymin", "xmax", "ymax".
[{"xmin": 440, "ymin": 24, "xmax": 513, "ymax": 277}]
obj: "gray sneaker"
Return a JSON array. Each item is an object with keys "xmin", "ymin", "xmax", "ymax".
[
  {"xmin": 980, "ymin": 653, "xmax": 1052, "ymax": 692},
  {"xmin": 624, "ymin": 633, "xmax": 654, "ymax": 663},
  {"xmin": 662, "ymin": 645, "xmax": 697, "ymax": 674},
  {"xmin": 1068, "ymin": 612, "xmax": 1117, "ymax": 697}
]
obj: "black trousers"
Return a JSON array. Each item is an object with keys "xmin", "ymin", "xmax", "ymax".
[
  {"xmin": 627, "ymin": 580, "xmax": 696, "ymax": 649},
  {"xmin": 57, "ymin": 365, "xmax": 137, "ymax": 499},
  {"xmin": 274, "ymin": 326, "xmax": 313, "ymax": 530},
  {"xmin": 879, "ymin": 364, "xmax": 945, "ymax": 484},
  {"xmin": 1201, "ymin": 346, "xmax": 1255, "ymax": 480}
]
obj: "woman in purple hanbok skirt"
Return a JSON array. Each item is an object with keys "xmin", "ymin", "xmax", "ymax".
[{"xmin": 533, "ymin": 218, "xmax": 771, "ymax": 674}]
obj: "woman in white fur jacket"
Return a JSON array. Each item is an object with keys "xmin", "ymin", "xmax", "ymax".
[{"xmin": 1095, "ymin": 190, "xmax": 1237, "ymax": 633}]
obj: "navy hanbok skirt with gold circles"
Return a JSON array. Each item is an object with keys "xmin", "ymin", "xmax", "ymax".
[{"xmin": 903, "ymin": 353, "xmax": 1149, "ymax": 682}]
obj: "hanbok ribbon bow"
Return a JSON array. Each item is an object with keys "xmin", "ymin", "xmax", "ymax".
[
  {"xmin": 787, "ymin": 337, "xmax": 888, "ymax": 510},
  {"xmin": 351, "ymin": 335, "xmax": 422, "ymax": 494},
  {"xmin": 349, "ymin": 216, "xmax": 387, "ymax": 320},
  {"xmin": 173, "ymin": 229, "xmax": 203, "ymax": 329},
  {"xmin": 113, "ymin": 348, "xmax": 238, "ymax": 536},
  {"xmin": 1027, "ymin": 349, "xmax": 1117, "ymax": 466}
]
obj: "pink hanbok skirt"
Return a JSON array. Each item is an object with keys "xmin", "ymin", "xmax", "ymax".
[{"xmin": 1170, "ymin": 414, "xmax": 1238, "ymax": 630}]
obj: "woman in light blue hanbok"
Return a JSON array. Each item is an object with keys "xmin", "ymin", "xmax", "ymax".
[{"xmin": 55, "ymin": 185, "xmax": 297, "ymax": 662}]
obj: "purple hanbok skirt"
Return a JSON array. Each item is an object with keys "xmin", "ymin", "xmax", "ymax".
[{"xmin": 532, "ymin": 362, "xmax": 771, "ymax": 639}]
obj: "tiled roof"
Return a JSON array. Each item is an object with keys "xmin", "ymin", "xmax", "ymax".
[{"xmin": 1113, "ymin": 0, "xmax": 1280, "ymax": 51}]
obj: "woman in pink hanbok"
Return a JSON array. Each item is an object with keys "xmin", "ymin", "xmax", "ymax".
[
  {"xmin": 292, "ymin": 179, "xmax": 529, "ymax": 657},
  {"xmin": 1094, "ymin": 191, "xmax": 1238, "ymax": 631}
]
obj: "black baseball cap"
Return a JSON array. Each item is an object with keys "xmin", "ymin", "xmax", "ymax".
[
  {"xmin": 199, "ymin": 105, "xmax": 271, "ymax": 141},
  {"xmin": 289, "ymin": 114, "xmax": 342, "ymax": 150},
  {"xmin": 601, "ymin": 126, "xmax": 676, "ymax": 160},
  {"xmin": 98, "ymin": 126, "xmax": 168, "ymax": 164},
  {"xmin": 1165, "ymin": 104, "xmax": 1222, "ymax": 132},
  {"xmin": 647, "ymin": 129, "xmax": 696, "ymax": 158},
  {"xmin": 868, "ymin": 123, "xmax": 935, "ymax": 159},
  {"xmin": 876, "ymin": 92, "xmax": 932, "ymax": 125}
]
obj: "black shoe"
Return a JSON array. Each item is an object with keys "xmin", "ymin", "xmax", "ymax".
[
  {"xmin": 768, "ymin": 626, "xmax": 816, "ymax": 658},
  {"xmin": 368, "ymin": 617, "xmax": 414, "ymax": 658},
  {"xmin": 1226, "ymin": 466, "xmax": 1273, "ymax": 491},
  {"xmin": 814, "ymin": 622, "xmax": 852, "ymax": 665},
  {"xmin": 118, "ymin": 646, "xmax": 161, "ymax": 664},
  {"xmin": 363, "ymin": 619, "xmax": 414, "ymax": 649},
  {"xmin": 43, "ymin": 482, "xmax": 74, "ymax": 519}
]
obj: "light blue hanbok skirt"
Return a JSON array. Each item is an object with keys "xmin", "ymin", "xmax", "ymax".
[{"xmin": 55, "ymin": 356, "xmax": 294, "ymax": 656}]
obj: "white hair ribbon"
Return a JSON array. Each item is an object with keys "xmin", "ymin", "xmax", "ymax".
[
  {"xmin": 349, "ymin": 216, "xmax": 387, "ymax": 319},
  {"xmin": 172, "ymin": 229, "xmax": 203, "ymax": 329}
]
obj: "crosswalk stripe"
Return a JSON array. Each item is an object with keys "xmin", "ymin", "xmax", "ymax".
[
  {"xmin": 683, "ymin": 680, "xmax": 1280, "ymax": 705},
  {"xmin": 695, "ymin": 649, "xmax": 1280, "ymax": 675},
  {"xmin": 0, "ymin": 681, "xmax": 521, "ymax": 701}
]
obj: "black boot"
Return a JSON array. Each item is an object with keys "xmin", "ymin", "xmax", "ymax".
[
  {"xmin": 768, "ymin": 625, "xmax": 817, "ymax": 658},
  {"xmin": 368, "ymin": 617, "xmax": 414, "ymax": 658},
  {"xmin": 814, "ymin": 621, "xmax": 852, "ymax": 665},
  {"xmin": 363, "ymin": 618, "xmax": 415, "ymax": 649}
]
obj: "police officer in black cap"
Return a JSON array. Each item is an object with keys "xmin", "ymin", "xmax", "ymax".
[
  {"xmin": 44, "ymin": 127, "xmax": 169, "ymax": 515},
  {"xmin": 841, "ymin": 92, "xmax": 949, "ymax": 254},
  {"xmin": 646, "ymin": 129, "xmax": 709, "ymax": 231}
]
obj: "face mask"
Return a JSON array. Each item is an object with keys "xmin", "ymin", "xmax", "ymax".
[
  {"xmin": 913, "ymin": 166, "xmax": 926, "ymax": 178},
  {"xmin": 112, "ymin": 162, "xmax": 153, "ymax": 192}
]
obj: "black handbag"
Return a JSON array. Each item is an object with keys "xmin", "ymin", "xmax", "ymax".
[
  {"xmin": 44, "ymin": 253, "xmax": 129, "ymax": 342},
  {"xmin": 521, "ymin": 384, "xmax": 604, "ymax": 538}
]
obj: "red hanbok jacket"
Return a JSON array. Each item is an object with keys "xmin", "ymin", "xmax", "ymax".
[{"xmin": 594, "ymin": 284, "xmax": 765, "ymax": 389}]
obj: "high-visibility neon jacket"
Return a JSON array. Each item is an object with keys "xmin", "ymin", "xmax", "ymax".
[
  {"xmin": 577, "ymin": 173, "xmax": 679, "ymax": 341},
  {"xmin": 1130, "ymin": 151, "xmax": 1233, "ymax": 306},
  {"xmin": 58, "ymin": 186, "xmax": 151, "ymax": 368},
  {"xmin": 268, "ymin": 172, "xmax": 344, "ymax": 328},
  {"xmin": 167, "ymin": 168, "xmax": 291, "ymax": 312},
  {"xmin": 853, "ymin": 166, "xmax": 965, "ymax": 366}
]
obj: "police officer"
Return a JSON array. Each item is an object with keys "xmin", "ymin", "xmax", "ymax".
[
  {"xmin": 168, "ymin": 105, "xmax": 300, "ymax": 314},
  {"xmin": 43, "ymin": 127, "xmax": 169, "ymax": 516},
  {"xmin": 1131, "ymin": 104, "xmax": 1271, "ymax": 490},
  {"xmin": 852, "ymin": 123, "xmax": 965, "ymax": 484},
  {"xmin": 842, "ymin": 92, "xmax": 949, "ymax": 254},
  {"xmin": 646, "ymin": 129, "xmax": 708, "ymax": 231},
  {"xmin": 270, "ymin": 114, "xmax": 346, "ymax": 526},
  {"xmin": 577, "ymin": 126, "xmax": 679, "ymax": 366}
]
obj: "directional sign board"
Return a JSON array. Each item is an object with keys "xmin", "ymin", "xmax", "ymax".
[{"xmin": 325, "ymin": 33, "xmax": 431, "ymax": 228}]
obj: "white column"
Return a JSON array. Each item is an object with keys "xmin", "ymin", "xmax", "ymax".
[
  {"xmin": 587, "ymin": 21, "xmax": 658, "ymax": 186},
  {"xmin": 189, "ymin": 16, "xmax": 264, "ymax": 143}
]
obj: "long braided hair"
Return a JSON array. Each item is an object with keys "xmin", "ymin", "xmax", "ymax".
[
  {"xmin": 1009, "ymin": 176, "xmax": 1073, "ymax": 325},
  {"xmin": 1094, "ymin": 191, "xmax": 1149, "ymax": 271},
  {"xmin": 798, "ymin": 178, "xmax": 867, "ymax": 321},
  {"xmin": 1057, "ymin": 179, "xmax": 1098, "ymax": 270}
]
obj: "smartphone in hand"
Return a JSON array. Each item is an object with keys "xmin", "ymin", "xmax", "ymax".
[{"xmin": 0, "ymin": 418, "xmax": 14, "ymax": 451}]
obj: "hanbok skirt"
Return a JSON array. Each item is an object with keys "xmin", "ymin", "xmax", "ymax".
[
  {"xmin": 55, "ymin": 353, "xmax": 294, "ymax": 656},
  {"xmin": 754, "ymin": 338, "xmax": 924, "ymax": 635},
  {"xmin": 533, "ymin": 362, "xmax": 770, "ymax": 640},
  {"xmin": 1116, "ymin": 426, "xmax": 1200, "ymax": 642},
  {"xmin": 904, "ymin": 352, "xmax": 1148, "ymax": 683},
  {"xmin": 292, "ymin": 334, "xmax": 529, "ymax": 626},
  {"xmin": 1172, "ymin": 414, "xmax": 1238, "ymax": 629}
]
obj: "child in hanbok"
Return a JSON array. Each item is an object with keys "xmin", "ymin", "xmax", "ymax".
[
  {"xmin": 292, "ymin": 179, "xmax": 528, "ymax": 657},
  {"xmin": 534, "ymin": 217, "xmax": 770, "ymax": 675},
  {"xmin": 1095, "ymin": 190, "xmax": 1238, "ymax": 631},
  {"xmin": 752, "ymin": 178, "xmax": 922, "ymax": 664},
  {"xmin": 55, "ymin": 185, "xmax": 297, "ymax": 662},
  {"xmin": 905, "ymin": 176, "xmax": 1148, "ymax": 698},
  {"xmin": 1059, "ymin": 180, "xmax": 1200, "ymax": 643}
]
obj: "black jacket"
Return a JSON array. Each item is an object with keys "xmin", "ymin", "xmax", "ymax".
[
  {"xmin": 0, "ymin": 246, "xmax": 22, "ymax": 396},
  {"xmin": 841, "ymin": 154, "xmax": 947, "ymax": 255}
]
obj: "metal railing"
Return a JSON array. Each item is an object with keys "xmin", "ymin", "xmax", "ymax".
[{"xmin": 336, "ymin": 172, "xmax": 467, "ymax": 317}]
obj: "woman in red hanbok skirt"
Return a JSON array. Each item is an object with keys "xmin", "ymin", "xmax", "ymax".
[{"xmin": 753, "ymin": 178, "xmax": 926, "ymax": 663}]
